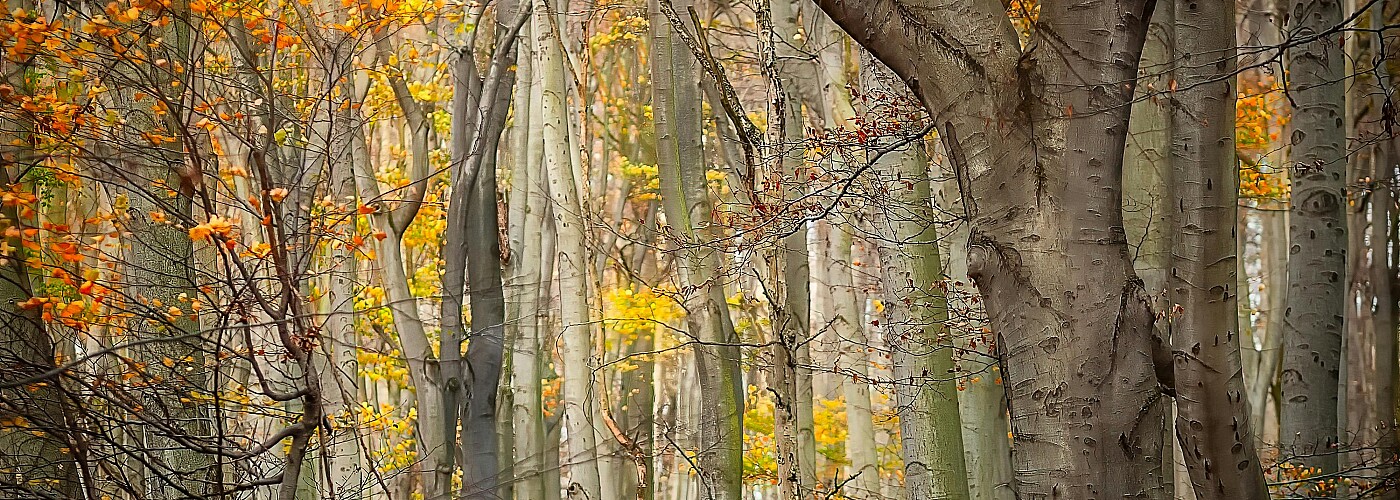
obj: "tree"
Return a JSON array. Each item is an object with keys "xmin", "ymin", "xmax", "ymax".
[
  {"xmin": 1280, "ymin": 0, "xmax": 1347, "ymax": 477},
  {"xmin": 817, "ymin": 0, "xmax": 1173, "ymax": 496},
  {"xmin": 1167, "ymin": 0, "xmax": 1268, "ymax": 495},
  {"xmin": 650, "ymin": 0, "xmax": 745, "ymax": 498},
  {"xmin": 861, "ymin": 54, "xmax": 971, "ymax": 500},
  {"xmin": 534, "ymin": 1, "xmax": 604, "ymax": 496}
]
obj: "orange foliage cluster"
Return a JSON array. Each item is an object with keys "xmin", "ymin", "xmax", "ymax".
[{"xmin": 1237, "ymin": 73, "xmax": 1289, "ymax": 201}]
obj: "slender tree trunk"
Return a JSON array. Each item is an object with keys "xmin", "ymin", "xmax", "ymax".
[
  {"xmin": 649, "ymin": 1, "xmax": 745, "ymax": 498},
  {"xmin": 766, "ymin": 2, "xmax": 817, "ymax": 496},
  {"xmin": 939, "ymin": 160, "xmax": 1016, "ymax": 500},
  {"xmin": 1167, "ymin": 0, "xmax": 1269, "ymax": 495},
  {"xmin": 826, "ymin": 223, "xmax": 881, "ymax": 500},
  {"xmin": 1251, "ymin": 207, "xmax": 1289, "ymax": 433},
  {"xmin": 863, "ymin": 54, "xmax": 971, "ymax": 500},
  {"xmin": 0, "ymin": 172, "xmax": 77, "ymax": 498},
  {"xmin": 810, "ymin": 14, "xmax": 883, "ymax": 498},
  {"xmin": 1124, "ymin": 4, "xmax": 1181, "ymax": 498},
  {"xmin": 535, "ymin": 1, "xmax": 603, "ymax": 496},
  {"xmin": 509, "ymin": 20, "xmax": 550, "ymax": 500},
  {"xmin": 1282, "ymin": 0, "xmax": 1348, "ymax": 477}
]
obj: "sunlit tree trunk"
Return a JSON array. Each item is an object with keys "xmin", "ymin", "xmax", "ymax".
[{"xmin": 535, "ymin": 1, "xmax": 603, "ymax": 496}]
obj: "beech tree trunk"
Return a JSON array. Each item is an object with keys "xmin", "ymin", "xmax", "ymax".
[
  {"xmin": 1281, "ymin": 0, "xmax": 1347, "ymax": 476},
  {"xmin": 1167, "ymin": 0, "xmax": 1268, "ymax": 495},
  {"xmin": 534, "ymin": 1, "xmax": 603, "ymax": 496},
  {"xmin": 819, "ymin": 0, "xmax": 1173, "ymax": 496},
  {"xmin": 863, "ymin": 54, "xmax": 970, "ymax": 500},
  {"xmin": 650, "ymin": 1, "xmax": 745, "ymax": 498}
]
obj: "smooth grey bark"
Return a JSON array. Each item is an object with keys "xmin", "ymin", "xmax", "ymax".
[
  {"xmin": 507, "ymin": 19, "xmax": 550, "ymax": 500},
  {"xmin": 1281, "ymin": 0, "xmax": 1347, "ymax": 476},
  {"xmin": 863, "ymin": 53, "xmax": 970, "ymax": 500},
  {"xmin": 1250, "ymin": 208, "xmax": 1289, "ymax": 431},
  {"xmin": 818, "ymin": 0, "xmax": 1172, "ymax": 496},
  {"xmin": 365, "ymin": 34, "xmax": 450, "ymax": 499},
  {"xmin": 767, "ymin": 1, "xmax": 817, "ymax": 495},
  {"xmin": 1380, "ymin": 1, "xmax": 1400, "ymax": 495},
  {"xmin": 649, "ymin": 1, "xmax": 744, "ymax": 498},
  {"xmin": 938, "ymin": 155, "xmax": 1016, "ymax": 500},
  {"xmin": 811, "ymin": 17, "xmax": 882, "ymax": 499},
  {"xmin": 438, "ymin": 4, "xmax": 527, "ymax": 498},
  {"xmin": 1167, "ymin": 0, "xmax": 1269, "ymax": 495},
  {"xmin": 1123, "ymin": 5, "xmax": 1179, "ymax": 497},
  {"xmin": 533, "ymin": 1, "xmax": 604, "ymax": 496}
]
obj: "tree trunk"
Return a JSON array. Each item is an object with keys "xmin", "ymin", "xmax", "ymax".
[
  {"xmin": 535, "ymin": 1, "xmax": 603, "ymax": 496},
  {"xmin": 938, "ymin": 152, "xmax": 1016, "ymax": 500},
  {"xmin": 509, "ymin": 19, "xmax": 550, "ymax": 500},
  {"xmin": 1167, "ymin": 0, "xmax": 1269, "ymax": 494},
  {"xmin": 862, "ymin": 53, "xmax": 971, "ymax": 500},
  {"xmin": 1281, "ymin": 0, "xmax": 1348, "ymax": 477},
  {"xmin": 766, "ymin": 2, "xmax": 818, "ymax": 496},
  {"xmin": 819, "ymin": 0, "xmax": 1172, "ymax": 496},
  {"xmin": 0, "ymin": 170, "xmax": 78, "ymax": 498},
  {"xmin": 649, "ymin": 1, "xmax": 745, "ymax": 498}
]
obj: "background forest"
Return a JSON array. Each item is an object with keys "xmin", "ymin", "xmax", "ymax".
[{"xmin": 0, "ymin": 0, "xmax": 1396, "ymax": 498}]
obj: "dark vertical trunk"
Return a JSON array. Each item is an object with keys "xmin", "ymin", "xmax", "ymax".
[{"xmin": 442, "ymin": 4, "xmax": 528, "ymax": 498}]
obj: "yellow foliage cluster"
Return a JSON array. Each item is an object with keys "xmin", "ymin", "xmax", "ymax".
[
  {"xmin": 605, "ymin": 286, "xmax": 679, "ymax": 335},
  {"xmin": 588, "ymin": 15, "xmax": 648, "ymax": 48}
]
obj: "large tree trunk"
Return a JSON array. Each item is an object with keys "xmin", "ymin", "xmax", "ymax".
[
  {"xmin": 649, "ymin": 1, "xmax": 745, "ymax": 498},
  {"xmin": 1167, "ymin": 0, "xmax": 1269, "ymax": 495},
  {"xmin": 1281, "ymin": 0, "xmax": 1348, "ymax": 477},
  {"xmin": 819, "ymin": 0, "xmax": 1172, "ymax": 496}
]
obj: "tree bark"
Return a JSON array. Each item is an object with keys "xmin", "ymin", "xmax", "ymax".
[
  {"xmin": 534, "ymin": 1, "xmax": 603, "ymax": 496},
  {"xmin": 649, "ymin": 1, "xmax": 745, "ymax": 498},
  {"xmin": 819, "ymin": 0, "xmax": 1172, "ymax": 496},
  {"xmin": 508, "ymin": 19, "xmax": 550, "ymax": 500},
  {"xmin": 1167, "ymin": 0, "xmax": 1269, "ymax": 495},
  {"xmin": 863, "ymin": 52, "xmax": 971, "ymax": 500},
  {"xmin": 1281, "ymin": 0, "xmax": 1348, "ymax": 476}
]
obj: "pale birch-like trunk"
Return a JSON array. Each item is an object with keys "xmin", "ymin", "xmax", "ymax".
[
  {"xmin": 811, "ymin": 17, "xmax": 882, "ymax": 499},
  {"xmin": 535, "ymin": 1, "xmax": 602, "ymax": 496},
  {"xmin": 509, "ymin": 20, "xmax": 549, "ymax": 500},
  {"xmin": 767, "ymin": 1, "xmax": 818, "ymax": 495},
  {"xmin": 938, "ymin": 162, "xmax": 1015, "ymax": 500}
]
